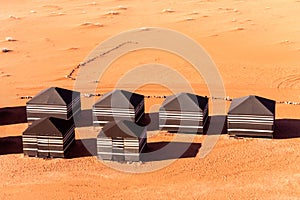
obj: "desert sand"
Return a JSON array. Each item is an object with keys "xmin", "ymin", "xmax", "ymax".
[{"xmin": 1, "ymin": 0, "xmax": 300, "ymax": 199}]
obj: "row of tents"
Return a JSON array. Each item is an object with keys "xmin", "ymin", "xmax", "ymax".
[{"xmin": 22, "ymin": 87, "xmax": 276, "ymax": 161}]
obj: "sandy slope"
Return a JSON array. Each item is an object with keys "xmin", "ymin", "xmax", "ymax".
[{"xmin": 1, "ymin": 0, "xmax": 300, "ymax": 199}]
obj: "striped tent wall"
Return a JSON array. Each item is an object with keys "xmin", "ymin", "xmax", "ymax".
[
  {"xmin": 124, "ymin": 134, "xmax": 147, "ymax": 162},
  {"xmin": 159, "ymin": 93, "xmax": 209, "ymax": 134},
  {"xmin": 22, "ymin": 134, "xmax": 38, "ymax": 157},
  {"xmin": 26, "ymin": 87, "xmax": 81, "ymax": 124},
  {"xmin": 93, "ymin": 107, "xmax": 140, "ymax": 126},
  {"xmin": 36, "ymin": 125, "xmax": 75, "ymax": 158},
  {"xmin": 97, "ymin": 134, "xmax": 147, "ymax": 162},
  {"xmin": 227, "ymin": 95, "xmax": 276, "ymax": 138},
  {"xmin": 22, "ymin": 117, "xmax": 75, "ymax": 158},
  {"xmin": 93, "ymin": 90, "xmax": 144, "ymax": 127},
  {"xmin": 97, "ymin": 120, "xmax": 147, "ymax": 162},
  {"xmin": 97, "ymin": 136, "xmax": 113, "ymax": 160},
  {"xmin": 227, "ymin": 114, "xmax": 274, "ymax": 137}
]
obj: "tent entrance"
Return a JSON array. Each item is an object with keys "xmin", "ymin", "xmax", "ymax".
[
  {"xmin": 112, "ymin": 137, "xmax": 125, "ymax": 161},
  {"xmin": 37, "ymin": 136, "xmax": 51, "ymax": 158}
]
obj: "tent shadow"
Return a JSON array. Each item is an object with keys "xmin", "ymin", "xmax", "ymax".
[
  {"xmin": 74, "ymin": 109, "xmax": 93, "ymax": 127},
  {"xmin": 0, "ymin": 106, "xmax": 27, "ymax": 126},
  {"xmin": 141, "ymin": 113, "xmax": 228, "ymax": 135},
  {"xmin": 205, "ymin": 115, "xmax": 227, "ymax": 135},
  {"xmin": 141, "ymin": 142, "xmax": 201, "ymax": 162},
  {"xmin": 274, "ymin": 119, "xmax": 300, "ymax": 139},
  {"xmin": 139, "ymin": 112, "xmax": 159, "ymax": 130},
  {"xmin": 67, "ymin": 138, "xmax": 96, "ymax": 158},
  {"xmin": 0, "ymin": 136, "xmax": 23, "ymax": 155}
]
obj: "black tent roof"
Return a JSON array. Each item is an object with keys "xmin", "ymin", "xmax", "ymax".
[
  {"xmin": 23, "ymin": 117, "xmax": 73, "ymax": 136},
  {"xmin": 98, "ymin": 120, "xmax": 146, "ymax": 138},
  {"xmin": 27, "ymin": 87, "xmax": 80, "ymax": 106},
  {"xmin": 228, "ymin": 95, "xmax": 275, "ymax": 116},
  {"xmin": 160, "ymin": 92, "xmax": 208, "ymax": 112},
  {"xmin": 94, "ymin": 89, "xmax": 144, "ymax": 109}
]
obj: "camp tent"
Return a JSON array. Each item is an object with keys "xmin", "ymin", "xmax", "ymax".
[
  {"xmin": 93, "ymin": 90, "xmax": 144, "ymax": 127},
  {"xmin": 26, "ymin": 87, "xmax": 81, "ymax": 124},
  {"xmin": 159, "ymin": 92, "xmax": 209, "ymax": 133},
  {"xmin": 97, "ymin": 120, "xmax": 147, "ymax": 162},
  {"xmin": 227, "ymin": 95, "xmax": 275, "ymax": 138},
  {"xmin": 22, "ymin": 117, "xmax": 75, "ymax": 158}
]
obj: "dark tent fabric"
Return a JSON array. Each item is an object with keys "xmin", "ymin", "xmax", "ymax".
[
  {"xmin": 28, "ymin": 87, "xmax": 77, "ymax": 105},
  {"xmin": 228, "ymin": 95, "xmax": 275, "ymax": 116},
  {"xmin": 101, "ymin": 120, "xmax": 146, "ymax": 138},
  {"xmin": 26, "ymin": 87, "xmax": 81, "ymax": 123},
  {"xmin": 162, "ymin": 93, "xmax": 208, "ymax": 112},
  {"xmin": 97, "ymin": 120, "xmax": 147, "ymax": 162},
  {"xmin": 227, "ymin": 95, "xmax": 276, "ymax": 138},
  {"xmin": 0, "ymin": 106, "xmax": 27, "ymax": 125},
  {"xmin": 22, "ymin": 117, "xmax": 75, "ymax": 158},
  {"xmin": 159, "ymin": 92, "xmax": 209, "ymax": 133},
  {"xmin": 93, "ymin": 90, "xmax": 144, "ymax": 127},
  {"xmin": 95, "ymin": 90, "xmax": 144, "ymax": 108}
]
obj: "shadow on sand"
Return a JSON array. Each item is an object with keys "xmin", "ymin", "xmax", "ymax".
[
  {"xmin": 0, "ymin": 106, "xmax": 27, "ymax": 126},
  {"xmin": 0, "ymin": 136, "xmax": 97, "ymax": 158},
  {"xmin": 206, "ymin": 115, "xmax": 228, "ymax": 135},
  {"xmin": 0, "ymin": 136, "xmax": 23, "ymax": 155},
  {"xmin": 74, "ymin": 109, "xmax": 93, "ymax": 127},
  {"xmin": 139, "ymin": 112, "xmax": 159, "ymax": 131},
  {"xmin": 67, "ymin": 138, "xmax": 202, "ymax": 161},
  {"xmin": 141, "ymin": 141, "xmax": 201, "ymax": 162},
  {"xmin": 141, "ymin": 113, "xmax": 227, "ymax": 135},
  {"xmin": 67, "ymin": 138, "xmax": 96, "ymax": 158},
  {"xmin": 274, "ymin": 119, "xmax": 300, "ymax": 139}
]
